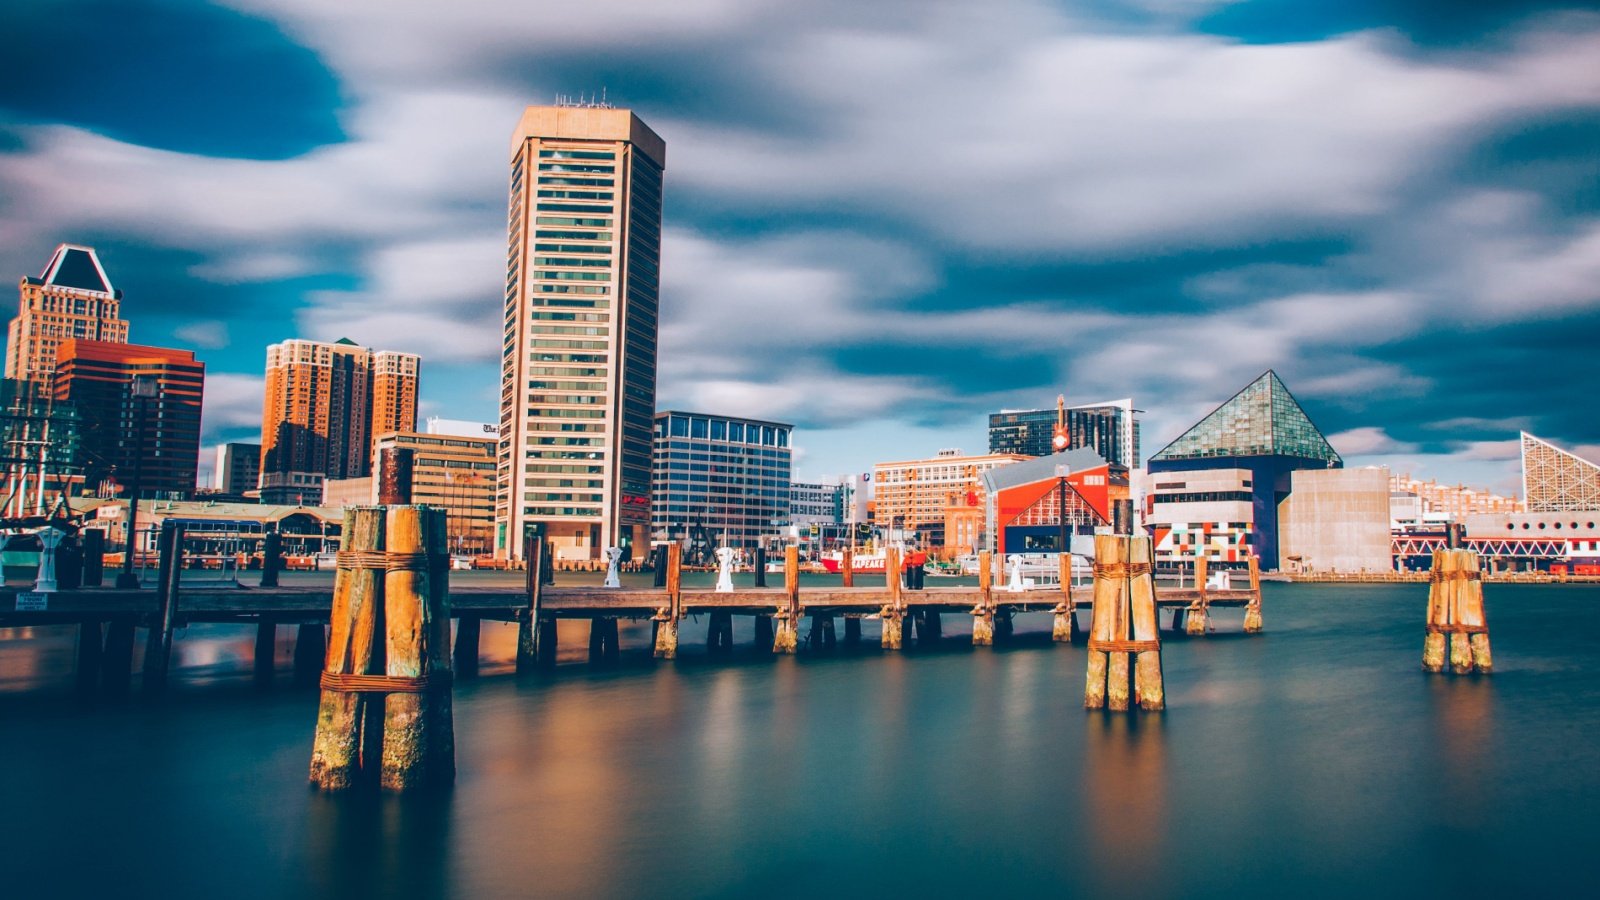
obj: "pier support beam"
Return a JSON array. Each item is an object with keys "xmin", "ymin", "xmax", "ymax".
[
  {"xmin": 1243, "ymin": 557, "xmax": 1263, "ymax": 634},
  {"xmin": 972, "ymin": 550, "xmax": 995, "ymax": 646},
  {"xmin": 920, "ymin": 610, "xmax": 941, "ymax": 646},
  {"xmin": 753, "ymin": 615, "xmax": 774, "ymax": 653},
  {"xmin": 773, "ymin": 546, "xmax": 801, "ymax": 653},
  {"xmin": 379, "ymin": 505, "xmax": 454, "ymax": 791},
  {"xmin": 808, "ymin": 613, "xmax": 836, "ymax": 651},
  {"xmin": 1052, "ymin": 552, "xmax": 1077, "ymax": 643},
  {"xmin": 844, "ymin": 617, "xmax": 862, "ymax": 646},
  {"xmin": 254, "ymin": 618, "xmax": 278, "ymax": 687},
  {"xmin": 653, "ymin": 544, "xmax": 681, "ymax": 660},
  {"xmin": 294, "ymin": 624, "xmax": 326, "ymax": 687},
  {"xmin": 517, "ymin": 525, "xmax": 546, "ymax": 674},
  {"xmin": 76, "ymin": 619, "xmax": 104, "ymax": 696},
  {"xmin": 707, "ymin": 612, "xmax": 734, "ymax": 655},
  {"xmin": 881, "ymin": 546, "xmax": 904, "ymax": 650},
  {"xmin": 1186, "ymin": 557, "xmax": 1210, "ymax": 636},
  {"xmin": 142, "ymin": 522, "xmax": 184, "ymax": 695}
]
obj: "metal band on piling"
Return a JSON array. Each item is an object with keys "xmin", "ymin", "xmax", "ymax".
[
  {"xmin": 1087, "ymin": 638, "xmax": 1162, "ymax": 653},
  {"xmin": 319, "ymin": 671, "xmax": 453, "ymax": 694},
  {"xmin": 1425, "ymin": 623, "xmax": 1491, "ymax": 634},
  {"xmin": 1092, "ymin": 562, "xmax": 1153, "ymax": 578}
]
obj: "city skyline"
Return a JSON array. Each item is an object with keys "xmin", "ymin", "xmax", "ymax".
[{"xmin": 3, "ymin": 2, "xmax": 1599, "ymax": 496}]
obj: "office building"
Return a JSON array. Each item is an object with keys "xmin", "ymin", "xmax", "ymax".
[
  {"xmin": 376, "ymin": 430, "xmax": 498, "ymax": 555},
  {"xmin": 7, "ymin": 244, "xmax": 129, "ymax": 387},
  {"xmin": 989, "ymin": 398, "xmax": 1139, "ymax": 468},
  {"xmin": 213, "ymin": 442, "xmax": 261, "ymax": 495},
  {"xmin": 652, "ymin": 411, "xmax": 791, "ymax": 551},
  {"xmin": 874, "ymin": 450, "xmax": 1026, "ymax": 548},
  {"xmin": 53, "ymin": 340, "xmax": 204, "ymax": 499},
  {"xmin": 497, "ymin": 103, "xmax": 665, "ymax": 561},
  {"xmin": 1147, "ymin": 370, "xmax": 1341, "ymax": 570},
  {"xmin": 259, "ymin": 337, "xmax": 419, "ymax": 503}
]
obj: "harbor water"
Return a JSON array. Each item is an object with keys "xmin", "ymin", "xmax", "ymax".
[{"xmin": 2, "ymin": 580, "xmax": 1598, "ymax": 898}]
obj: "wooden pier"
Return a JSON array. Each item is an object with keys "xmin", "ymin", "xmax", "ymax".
[{"xmin": 1, "ymin": 524, "xmax": 1263, "ymax": 695}]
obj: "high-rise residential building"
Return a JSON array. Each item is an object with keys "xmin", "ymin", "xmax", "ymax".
[
  {"xmin": 874, "ymin": 449, "xmax": 1027, "ymax": 548},
  {"xmin": 7, "ymin": 244, "xmax": 130, "ymax": 386},
  {"xmin": 53, "ymin": 340, "xmax": 204, "ymax": 499},
  {"xmin": 497, "ymin": 104, "xmax": 665, "ymax": 561},
  {"xmin": 652, "ymin": 411, "xmax": 792, "ymax": 551},
  {"xmin": 1390, "ymin": 472, "xmax": 1522, "ymax": 521},
  {"xmin": 1147, "ymin": 370, "xmax": 1341, "ymax": 570},
  {"xmin": 259, "ymin": 337, "xmax": 419, "ymax": 504},
  {"xmin": 989, "ymin": 398, "xmax": 1140, "ymax": 468},
  {"xmin": 213, "ymin": 442, "xmax": 262, "ymax": 495}
]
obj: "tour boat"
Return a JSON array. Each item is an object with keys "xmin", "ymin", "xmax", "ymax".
[{"xmin": 820, "ymin": 548, "xmax": 926, "ymax": 574}]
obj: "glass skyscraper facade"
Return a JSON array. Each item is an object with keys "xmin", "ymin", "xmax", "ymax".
[
  {"xmin": 651, "ymin": 411, "xmax": 792, "ymax": 550},
  {"xmin": 988, "ymin": 398, "xmax": 1140, "ymax": 468}
]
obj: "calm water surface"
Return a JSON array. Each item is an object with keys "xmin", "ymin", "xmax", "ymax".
[{"xmin": 2, "ymin": 580, "xmax": 1598, "ymax": 899}]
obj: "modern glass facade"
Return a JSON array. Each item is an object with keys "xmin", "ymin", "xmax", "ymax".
[
  {"xmin": 651, "ymin": 411, "xmax": 791, "ymax": 550},
  {"xmin": 989, "ymin": 399, "xmax": 1140, "ymax": 468},
  {"xmin": 1147, "ymin": 370, "xmax": 1340, "ymax": 570}
]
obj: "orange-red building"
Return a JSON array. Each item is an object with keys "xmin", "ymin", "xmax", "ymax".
[
  {"xmin": 981, "ymin": 448, "xmax": 1128, "ymax": 556},
  {"xmin": 53, "ymin": 339, "xmax": 204, "ymax": 498}
]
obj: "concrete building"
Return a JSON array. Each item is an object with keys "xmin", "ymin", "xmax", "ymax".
[
  {"xmin": 53, "ymin": 340, "xmax": 204, "ymax": 499},
  {"xmin": 1278, "ymin": 467, "xmax": 1393, "ymax": 574},
  {"xmin": 874, "ymin": 450, "xmax": 1026, "ymax": 548},
  {"xmin": 497, "ymin": 103, "xmax": 665, "ymax": 561},
  {"xmin": 213, "ymin": 442, "xmax": 261, "ymax": 495},
  {"xmin": 651, "ymin": 411, "xmax": 791, "ymax": 552},
  {"xmin": 7, "ymin": 244, "xmax": 129, "ymax": 386},
  {"xmin": 259, "ymin": 337, "xmax": 419, "ymax": 503},
  {"xmin": 1147, "ymin": 370, "xmax": 1341, "ymax": 570},
  {"xmin": 1146, "ymin": 468, "xmax": 1257, "ymax": 567}
]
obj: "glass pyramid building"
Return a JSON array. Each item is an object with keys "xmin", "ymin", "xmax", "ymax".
[
  {"xmin": 1522, "ymin": 432, "xmax": 1600, "ymax": 512},
  {"xmin": 1151, "ymin": 370, "xmax": 1341, "ymax": 465}
]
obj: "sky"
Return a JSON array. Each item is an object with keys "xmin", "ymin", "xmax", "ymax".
[{"xmin": 2, "ymin": 0, "xmax": 1598, "ymax": 496}]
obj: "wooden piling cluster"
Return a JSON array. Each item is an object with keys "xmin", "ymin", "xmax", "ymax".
[
  {"xmin": 1085, "ymin": 535, "xmax": 1164, "ymax": 712},
  {"xmin": 879, "ymin": 546, "xmax": 904, "ymax": 649},
  {"xmin": 309, "ymin": 506, "xmax": 454, "ymax": 792},
  {"xmin": 1422, "ymin": 549, "xmax": 1492, "ymax": 675}
]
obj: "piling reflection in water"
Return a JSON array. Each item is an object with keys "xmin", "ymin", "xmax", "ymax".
[{"xmin": 1083, "ymin": 713, "xmax": 1168, "ymax": 898}]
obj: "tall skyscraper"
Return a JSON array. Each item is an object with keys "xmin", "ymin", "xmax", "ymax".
[
  {"xmin": 988, "ymin": 398, "xmax": 1141, "ymax": 468},
  {"xmin": 497, "ymin": 103, "xmax": 665, "ymax": 561},
  {"xmin": 7, "ymin": 244, "xmax": 129, "ymax": 385},
  {"xmin": 213, "ymin": 442, "xmax": 262, "ymax": 495},
  {"xmin": 260, "ymin": 337, "xmax": 419, "ymax": 503},
  {"xmin": 53, "ymin": 340, "xmax": 204, "ymax": 498}
]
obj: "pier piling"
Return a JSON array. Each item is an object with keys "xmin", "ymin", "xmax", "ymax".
[
  {"xmin": 1186, "ymin": 557, "xmax": 1210, "ymax": 635},
  {"xmin": 294, "ymin": 624, "xmax": 326, "ymax": 687},
  {"xmin": 1424, "ymin": 549, "xmax": 1491, "ymax": 675},
  {"xmin": 972, "ymin": 550, "xmax": 995, "ymax": 646},
  {"xmin": 1085, "ymin": 534, "xmax": 1164, "ymax": 712},
  {"xmin": 378, "ymin": 505, "xmax": 454, "ymax": 791},
  {"xmin": 142, "ymin": 522, "xmax": 184, "ymax": 695},
  {"xmin": 652, "ymin": 543, "xmax": 681, "ymax": 659},
  {"xmin": 310, "ymin": 507, "xmax": 384, "ymax": 791},
  {"xmin": 773, "ymin": 546, "xmax": 801, "ymax": 653},
  {"xmin": 880, "ymin": 546, "xmax": 904, "ymax": 650},
  {"xmin": 1243, "ymin": 557, "xmax": 1263, "ymax": 633},
  {"xmin": 516, "ymin": 525, "xmax": 545, "ymax": 674},
  {"xmin": 1052, "ymin": 552, "xmax": 1076, "ymax": 643},
  {"xmin": 707, "ymin": 612, "xmax": 733, "ymax": 655}
]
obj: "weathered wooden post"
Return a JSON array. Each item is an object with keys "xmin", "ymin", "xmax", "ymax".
[
  {"xmin": 841, "ymin": 547, "xmax": 854, "ymax": 587},
  {"xmin": 590, "ymin": 618, "xmax": 620, "ymax": 662},
  {"xmin": 1424, "ymin": 548, "xmax": 1491, "ymax": 674},
  {"xmin": 454, "ymin": 618, "xmax": 481, "ymax": 679},
  {"xmin": 1085, "ymin": 534, "xmax": 1164, "ymax": 712},
  {"xmin": 376, "ymin": 446, "xmax": 415, "ymax": 505},
  {"xmin": 100, "ymin": 616, "xmax": 136, "ymax": 696},
  {"xmin": 707, "ymin": 612, "xmax": 734, "ymax": 654},
  {"xmin": 773, "ymin": 546, "xmax": 801, "ymax": 653},
  {"xmin": 516, "ymin": 524, "xmax": 545, "ymax": 673},
  {"xmin": 310, "ymin": 507, "xmax": 385, "ymax": 790},
  {"xmin": 844, "ymin": 616, "xmax": 862, "ymax": 645},
  {"xmin": 1052, "ymin": 552, "xmax": 1077, "ymax": 642},
  {"xmin": 653, "ymin": 542, "xmax": 681, "ymax": 659},
  {"xmin": 920, "ymin": 608, "xmax": 941, "ymax": 645},
  {"xmin": 141, "ymin": 521, "xmax": 184, "ymax": 695},
  {"xmin": 81, "ymin": 528, "xmax": 105, "ymax": 587},
  {"xmin": 260, "ymin": 530, "xmax": 282, "ymax": 588},
  {"xmin": 972, "ymin": 550, "xmax": 995, "ymax": 646},
  {"xmin": 378, "ymin": 505, "xmax": 453, "ymax": 791},
  {"xmin": 1243, "ymin": 556, "xmax": 1263, "ymax": 633},
  {"xmin": 808, "ymin": 612, "xmax": 836, "ymax": 651},
  {"xmin": 294, "ymin": 624, "xmax": 326, "ymax": 687},
  {"xmin": 754, "ymin": 547, "xmax": 767, "ymax": 588},
  {"xmin": 879, "ymin": 546, "xmax": 904, "ymax": 650},
  {"xmin": 255, "ymin": 615, "xmax": 278, "ymax": 687},
  {"xmin": 75, "ymin": 619, "xmax": 103, "ymax": 695},
  {"xmin": 1186, "ymin": 556, "xmax": 1210, "ymax": 635}
]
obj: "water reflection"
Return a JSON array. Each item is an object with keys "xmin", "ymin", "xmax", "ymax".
[
  {"xmin": 1427, "ymin": 675, "xmax": 1496, "ymax": 829},
  {"xmin": 1083, "ymin": 713, "xmax": 1169, "ymax": 897},
  {"xmin": 305, "ymin": 792, "xmax": 454, "ymax": 900}
]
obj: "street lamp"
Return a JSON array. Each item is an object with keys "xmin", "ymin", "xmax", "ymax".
[{"xmin": 116, "ymin": 373, "xmax": 158, "ymax": 589}]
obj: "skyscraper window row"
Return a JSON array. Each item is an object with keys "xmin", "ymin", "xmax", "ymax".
[
  {"xmin": 538, "ymin": 162, "xmax": 615, "ymax": 174},
  {"xmin": 535, "ymin": 216, "xmax": 611, "ymax": 228},
  {"xmin": 539, "ymin": 177, "xmax": 616, "ymax": 187},
  {"xmin": 536, "ymin": 203, "xmax": 615, "ymax": 214},
  {"xmin": 534, "ymin": 270, "xmax": 611, "ymax": 281},
  {"xmin": 533, "ymin": 257, "xmax": 613, "ymax": 268},
  {"xmin": 537, "ymin": 190, "xmax": 614, "ymax": 201},
  {"xmin": 535, "ymin": 243, "xmax": 611, "ymax": 255},
  {"xmin": 538, "ymin": 149, "xmax": 616, "ymax": 161},
  {"xmin": 536, "ymin": 230, "xmax": 612, "ymax": 242}
]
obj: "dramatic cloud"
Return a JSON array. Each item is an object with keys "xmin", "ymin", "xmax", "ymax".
[{"xmin": 1, "ymin": 0, "xmax": 1597, "ymax": 492}]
